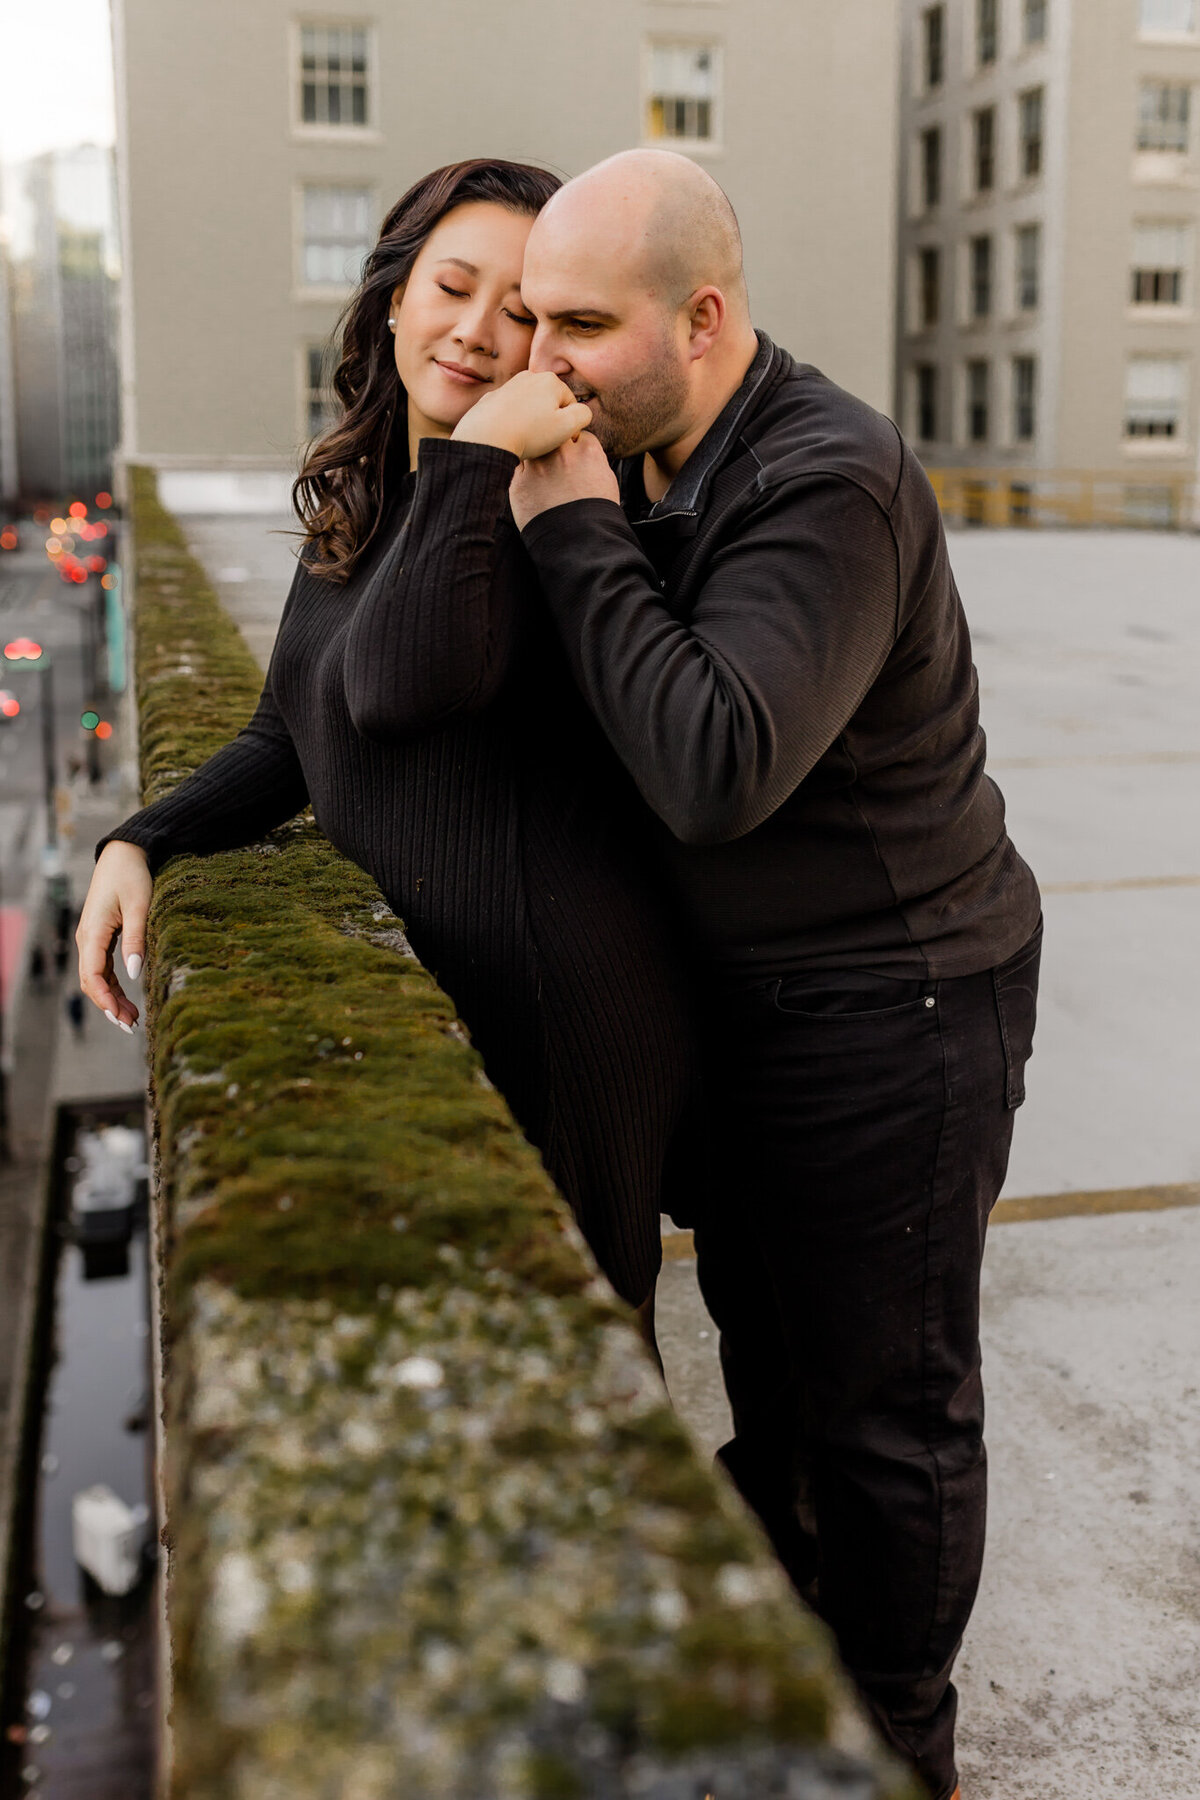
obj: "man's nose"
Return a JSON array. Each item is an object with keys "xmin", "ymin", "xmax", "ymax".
[{"xmin": 528, "ymin": 324, "xmax": 570, "ymax": 376}]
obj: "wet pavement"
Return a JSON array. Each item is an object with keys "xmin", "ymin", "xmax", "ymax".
[{"xmin": 1, "ymin": 1107, "xmax": 157, "ymax": 1800}]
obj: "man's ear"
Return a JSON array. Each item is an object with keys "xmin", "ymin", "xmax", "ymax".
[{"xmin": 685, "ymin": 286, "xmax": 727, "ymax": 361}]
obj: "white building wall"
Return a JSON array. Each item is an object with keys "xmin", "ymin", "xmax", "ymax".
[{"xmin": 113, "ymin": 0, "xmax": 900, "ymax": 504}]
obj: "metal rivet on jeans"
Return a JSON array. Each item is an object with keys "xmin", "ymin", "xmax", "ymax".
[{"xmin": 925, "ymin": 996, "xmax": 936, "ymax": 1008}]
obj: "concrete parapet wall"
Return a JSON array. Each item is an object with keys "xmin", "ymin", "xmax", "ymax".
[{"xmin": 127, "ymin": 468, "xmax": 919, "ymax": 1800}]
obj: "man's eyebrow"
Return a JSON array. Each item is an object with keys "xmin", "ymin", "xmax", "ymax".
[{"xmin": 541, "ymin": 305, "xmax": 619, "ymax": 323}]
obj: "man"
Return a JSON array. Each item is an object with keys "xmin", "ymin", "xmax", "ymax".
[{"xmin": 509, "ymin": 150, "xmax": 1041, "ymax": 1800}]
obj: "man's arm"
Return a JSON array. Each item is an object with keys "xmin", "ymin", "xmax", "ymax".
[{"xmin": 516, "ymin": 445, "xmax": 900, "ymax": 846}]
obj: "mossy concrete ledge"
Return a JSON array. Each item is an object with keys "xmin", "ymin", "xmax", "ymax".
[{"xmin": 127, "ymin": 466, "xmax": 922, "ymax": 1800}]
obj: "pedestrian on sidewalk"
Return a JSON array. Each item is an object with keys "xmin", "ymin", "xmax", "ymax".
[
  {"xmin": 73, "ymin": 158, "xmax": 704, "ymax": 1336},
  {"xmin": 65, "ymin": 991, "xmax": 85, "ymax": 1038},
  {"xmin": 504, "ymin": 149, "xmax": 1042, "ymax": 1800}
]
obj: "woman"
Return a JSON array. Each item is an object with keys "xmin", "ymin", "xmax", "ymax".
[{"xmin": 77, "ymin": 158, "xmax": 701, "ymax": 1318}]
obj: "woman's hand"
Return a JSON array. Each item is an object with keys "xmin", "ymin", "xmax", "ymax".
[
  {"xmin": 452, "ymin": 370, "xmax": 592, "ymax": 462},
  {"xmin": 76, "ymin": 840, "xmax": 152, "ymax": 1031}
]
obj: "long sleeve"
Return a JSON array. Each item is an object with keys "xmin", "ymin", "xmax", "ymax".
[
  {"xmin": 342, "ymin": 437, "xmax": 523, "ymax": 743},
  {"xmin": 521, "ymin": 475, "xmax": 900, "ymax": 848},
  {"xmin": 95, "ymin": 594, "xmax": 310, "ymax": 878}
]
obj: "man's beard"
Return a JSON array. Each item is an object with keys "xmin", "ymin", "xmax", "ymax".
[{"xmin": 568, "ymin": 354, "xmax": 688, "ymax": 461}]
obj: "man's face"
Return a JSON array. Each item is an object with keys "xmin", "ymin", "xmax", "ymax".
[{"xmin": 521, "ymin": 226, "xmax": 689, "ymax": 459}]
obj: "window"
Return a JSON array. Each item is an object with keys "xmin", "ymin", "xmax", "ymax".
[
  {"xmin": 1125, "ymin": 357, "xmax": 1187, "ymax": 435},
  {"xmin": 970, "ymin": 234, "xmax": 993, "ymax": 316},
  {"xmin": 1138, "ymin": 83, "xmax": 1191, "ymax": 152},
  {"xmin": 1019, "ymin": 87, "xmax": 1045, "ymax": 177},
  {"xmin": 1013, "ymin": 356, "xmax": 1037, "ymax": 440},
  {"xmin": 299, "ymin": 24, "xmax": 369, "ymax": 128},
  {"xmin": 1139, "ymin": 0, "xmax": 1197, "ymax": 34},
  {"xmin": 916, "ymin": 364, "xmax": 939, "ymax": 440},
  {"xmin": 1015, "ymin": 222, "xmax": 1041, "ymax": 309},
  {"xmin": 924, "ymin": 6, "xmax": 945, "ymax": 87},
  {"xmin": 646, "ymin": 43, "xmax": 719, "ymax": 143},
  {"xmin": 974, "ymin": 107, "xmax": 997, "ymax": 191},
  {"xmin": 1132, "ymin": 222, "xmax": 1189, "ymax": 303},
  {"xmin": 978, "ymin": 0, "xmax": 999, "ymax": 65},
  {"xmin": 303, "ymin": 343, "xmax": 338, "ymax": 437},
  {"xmin": 300, "ymin": 185, "xmax": 373, "ymax": 288},
  {"xmin": 1024, "ymin": 0, "xmax": 1048, "ymax": 43},
  {"xmin": 919, "ymin": 246, "xmax": 941, "ymax": 325},
  {"xmin": 967, "ymin": 360, "xmax": 990, "ymax": 442},
  {"xmin": 921, "ymin": 126, "xmax": 943, "ymax": 208}
]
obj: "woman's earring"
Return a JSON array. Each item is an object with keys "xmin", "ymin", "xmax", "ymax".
[{"xmin": 387, "ymin": 318, "xmax": 396, "ymax": 333}]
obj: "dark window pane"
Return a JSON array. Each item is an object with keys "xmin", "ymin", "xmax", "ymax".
[
  {"xmin": 327, "ymin": 82, "xmax": 341, "ymax": 123},
  {"xmin": 302, "ymin": 82, "xmax": 318, "ymax": 122},
  {"xmin": 352, "ymin": 83, "xmax": 366, "ymax": 124}
]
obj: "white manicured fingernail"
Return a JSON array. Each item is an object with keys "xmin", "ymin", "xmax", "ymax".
[
  {"xmin": 125, "ymin": 953, "xmax": 143, "ymax": 980},
  {"xmin": 118, "ymin": 1020, "xmax": 135, "ymax": 1035},
  {"xmin": 104, "ymin": 1009, "xmax": 119, "ymax": 1026}
]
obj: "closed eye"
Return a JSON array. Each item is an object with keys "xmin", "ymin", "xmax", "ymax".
[
  {"xmin": 438, "ymin": 283, "xmax": 469, "ymax": 299},
  {"xmin": 505, "ymin": 308, "xmax": 536, "ymax": 327}
]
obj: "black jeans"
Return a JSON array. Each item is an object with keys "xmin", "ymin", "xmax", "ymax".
[{"xmin": 692, "ymin": 922, "xmax": 1042, "ymax": 1800}]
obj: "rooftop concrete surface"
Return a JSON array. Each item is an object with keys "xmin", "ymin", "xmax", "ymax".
[{"xmin": 186, "ymin": 514, "xmax": 1200, "ymax": 1798}]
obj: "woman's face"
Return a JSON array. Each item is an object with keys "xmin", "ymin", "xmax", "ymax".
[{"xmin": 391, "ymin": 201, "xmax": 537, "ymax": 440}]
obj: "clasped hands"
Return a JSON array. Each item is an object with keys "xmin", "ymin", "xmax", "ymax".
[{"xmin": 452, "ymin": 370, "xmax": 619, "ymax": 527}]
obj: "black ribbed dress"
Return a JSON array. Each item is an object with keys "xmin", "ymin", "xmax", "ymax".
[{"xmin": 97, "ymin": 439, "xmax": 702, "ymax": 1305}]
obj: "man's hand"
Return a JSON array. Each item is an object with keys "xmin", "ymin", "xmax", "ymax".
[
  {"xmin": 452, "ymin": 370, "xmax": 592, "ymax": 462},
  {"xmin": 510, "ymin": 430, "xmax": 620, "ymax": 530}
]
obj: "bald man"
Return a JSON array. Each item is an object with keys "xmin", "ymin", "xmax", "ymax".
[{"xmin": 508, "ymin": 150, "xmax": 1041, "ymax": 1800}]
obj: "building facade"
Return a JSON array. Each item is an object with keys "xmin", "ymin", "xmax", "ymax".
[
  {"xmin": 0, "ymin": 220, "xmax": 17, "ymax": 508},
  {"xmin": 6, "ymin": 146, "xmax": 122, "ymax": 503},
  {"xmin": 111, "ymin": 0, "xmax": 901, "ymax": 510},
  {"xmin": 897, "ymin": 0, "xmax": 1200, "ymax": 513}
]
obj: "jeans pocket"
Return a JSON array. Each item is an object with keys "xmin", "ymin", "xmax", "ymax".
[
  {"xmin": 772, "ymin": 970, "xmax": 934, "ymax": 1020},
  {"xmin": 991, "ymin": 917, "xmax": 1042, "ymax": 1109}
]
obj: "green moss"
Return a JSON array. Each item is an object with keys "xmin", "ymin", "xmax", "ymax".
[{"xmin": 126, "ymin": 469, "xmax": 922, "ymax": 1800}]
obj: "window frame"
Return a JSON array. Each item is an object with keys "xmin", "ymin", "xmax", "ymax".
[
  {"xmin": 298, "ymin": 339, "xmax": 341, "ymax": 442},
  {"xmin": 290, "ymin": 18, "xmax": 379, "ymax": 140},
  {"xmin": 915, "ymin": 363, "xmax": 940, "ymax": 442},
  {"xmin": 1015, "ymin": 221, "xmax": 1041, "ymax": 312},
  {"xmin": 1023, "ymin": 0, "xmax": 1048, "ymax": 45},
  {"xmin": 1130, "ymin": 221, "xmax": 1191, "ymax": 307},
  {"xmin": 1137, "ymin": 0, "xmax": 1198, "ymax": 40},
  {"xmin": 966, "ymin": 358, "xmax": 990, "ymax": 443},
  {"xmin": 642, "ymin": 38, "xmax": 724, "ymax": 153},
  {"xmin": 1136, "ymin": 81, "xmax": 1192, "ymax": 155},
  {"xmin": 977, "ymin": 0, "xmax": 999, "ymax": 67},
  {"xmin": 970, "ymin": 233, "xmax": 993, "ymax": 318},
  {"xmin": 973, "ymin": 105, "xmax": 997, "ymax": 194},
  {"xmin": 923, "ymin": 5, "xmax": 946, "ymax": 90},
  {"xmin": 1124, "ymin": 355, "xmax": 1189, "ymax": 439},
  {"xmin": 1012, "ymin": 355, "xmax": 1037, "ymax": 443},
  {"xmin": 294, "ymin": 181, "xmax": 378, "ymax": 298},
  {"xmin": 1018, "ymin": 86, "xmax": 1045, "ymax": 180},
  {"xmin": 918, "ymin": 245, "xmax": 942, "ymax": 327}
]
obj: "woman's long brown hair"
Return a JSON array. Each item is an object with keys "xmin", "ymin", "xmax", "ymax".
[{"xmin": 293, "ymin": 158, "xmax": 561, "ymax": 583}]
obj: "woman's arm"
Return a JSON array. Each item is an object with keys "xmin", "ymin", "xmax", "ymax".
[
  {"xmin": 342, "ymin": 438, "xmax": 525, "ymax": 742},
  {"xmin": 94, "ymin": 560, "xmax": 314, "ymax": 872}
]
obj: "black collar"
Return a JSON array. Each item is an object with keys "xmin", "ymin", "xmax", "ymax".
[{"xmin": 618, "ymin": 330, "xmax": 780, "ymax": 523}]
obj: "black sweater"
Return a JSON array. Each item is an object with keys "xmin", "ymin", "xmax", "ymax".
[
  {"xmin": 98, "ymin": 439, "xmax": 703, "ymax": 1304},
  {"xmin": 522, "ymin": 334, "xmax": 1040, "ymax": 980}
]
